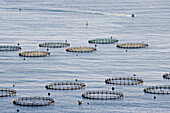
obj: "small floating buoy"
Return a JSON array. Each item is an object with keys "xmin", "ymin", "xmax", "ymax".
[
  {"xmin": 112, "ymin": 87, "xmax": 114, "ymax": 90},
  {"xmin": 17, "ymin": 109, "xmax": 20, "ymax": 112},
  {"xmin": 126, "ymin": 50, "xmax": 128, "ymax": 52},
  {"xmin": 75, "ymin": 79, "xmax": 78, "ymax": 81},
  {"xmin": 78, "ymin": 100, "xmax": 82, "ymax": 105},
  {"xmin": 154, "ymin": 96, "xmax": 156, "ymax": 99},
  {"xmin": 19, "ymin": 8, "xmax": 21, "ymax": 11},
  {"xmin": 87, "ymin": 103, "xmax": 89, "ymax": 105},
  {"xmin": 23, "ymin": 58, "xmax": 25, "ymax": 60},
  {"xmin": 95, "ymin": 45, "xmax": 97, "ymax": 47},
  {"xmin": 133, "ymin": 74, "xmax": 136, "ymax": 76},
  {"xmin": 110, "ymin": 37, "xmax": 112, "ymax": 39},
  {"xmin": 17, "ymin": 43, "xmax": 20, "ymax": 45},
  {"xmin": 48, "ymin": 93, "xmax": 51, "ymax": 96},
  {"xmin": 13, "ymin": 84, "xmax": 15, "ymax": 87},
  {"xmin": 86, "ymin": 21, "xmax": 88, "ymax": 26},
  {"xmin": 47, "ymin": 48, "xmax": 49, "ymax": 51},
  {"xmin": 131, "ymin": 14, "xmax": 135, "ymax": 17},
  {"xmin": 65, "ymin": 40, "xmax": 67, "ymax": 42}
]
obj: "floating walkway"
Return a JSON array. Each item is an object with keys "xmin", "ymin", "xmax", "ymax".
[
  {"xmin": 143, "ymin": 86, "xmax": 170, "ymax": 94},
  {"xmin": 0, "ymin": 88, "xmax": 16, "ymax": 97},
  {"xmin": 117, "ymin": 43, "xmax": 148, "ymax": 48},
  {"xmin": 13, "ymin": 97, "xmax": 55, "ymax": 106},
  {"xmin": 19, "ymin": 51, "xmax": 50, "ymax": 57},
  {"xmin": 66, "ymin": 47, "xmax": 96, "ymax": 52},
  {"xmin": 88, "ymin": 38, "xmax": 118, "ymax": 44},
  {"xmin": 45, "ymin": 82, "xmax": 86, "ymax": 90},
  {"xmin": 0, "ymin": 45, "xmax": 21, "ymax": 51},
  {"xmin": 82, "ymin": 91, "xmax": 123, "ymax": 100},
  {"xmin": 39, "ymin": 42, "xmax": 70, "ymax": 48},
  {"xmin": 105, "ymin": 77, "xmax": 144, "ymax": 85}
]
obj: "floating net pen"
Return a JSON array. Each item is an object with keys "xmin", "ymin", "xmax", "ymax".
[
  {"xmin": 117, "ymin": 43, "xmax": 148, "ymax": 48},
  {"xmin": 82, "ymin": 91, "xmax": 123, "ymax": 100},
  {"xmin": 0, "ymin": 88, "xmax": 16, "ymax": 97},
  {"xmin": 45, "ymin": 82, "xmax": 86, "ymax": 90},
  {"xmin": 162, "ymin": 73, "xmax": 170, "ymax": 79},
  {"xmin": 0, "ymin": 45, "xmax": 21, "ymax": 51},
  {"xmin": 39, "ymin": 42, "xmax": 70, "ymax": 48},
  {"xmin": 88, "ymin": 38, "xmax": 118, "ymax": 44},
  {"xmin": 105, "ymin": 77, "xmax": 144, "ymax": 85},
  {"xmin": 66, "ymin": 47, "xmax": 96, "ymax": 52},
  {"xmin": 143, "ymin": 86, "xmax": 170, "ymax": 94},
  {"xmin": 19, "ymin": 51, "xmax": 50, "ymax": 57},
  {"xmin": 13, "ymin": 97, "xmax": 55, "ymax": 106}
]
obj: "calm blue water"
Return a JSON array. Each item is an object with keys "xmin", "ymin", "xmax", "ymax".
[{"xmin": 0, "ymin": 0, "xmax": 170, "ymax": 113}]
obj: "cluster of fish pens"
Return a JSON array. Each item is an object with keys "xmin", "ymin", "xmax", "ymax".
[{"xmin": 0, "ymin": 38, "xmax": 170, "ymax": 107}]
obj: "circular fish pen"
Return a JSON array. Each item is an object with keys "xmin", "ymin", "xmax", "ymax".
[
  {"xmin": 143, "ymin": 86, "xmax": 170, "ymax": 94},
  {"xmin": 88, "ymin": 38, "xmax": 118, "ymax": 44},
  {"xmin": 117, "ymin": 43, "xmax": 148, "ymax": 48},
  {"xmin": 162, "ymin": 73, "xmax": 170, "ymax": 79},
  {"xmin": 39, "ymin": 42, "xmax": 70, "ymax": 48},
  {"xmin": 45, "ymin": 82, "xmax": 86, "ymax": 90},
  {"xmin": 105, "ymin": 77, "xmax": 144, "ymax": 85},
  {"xmin": 66, "ymin": 47, "xmax": 96, "ymax": 52},
  {"xmin": 19, "ymin": 51, "xmax": 50, "ymax": 57},
  {"xmin": 0, "ymin": 88, "xmax": 16, "ymax": 97},
  {"xmin": 0, "ymin": 45, "xmax": 21, "ymax": 51},
  {"xmin": 82, "ymin": 91, "xmax": 123, "ymax": 100},
  {"xmin": 13, "ymin": 97, "xmax": 55, "ymax": 106}
]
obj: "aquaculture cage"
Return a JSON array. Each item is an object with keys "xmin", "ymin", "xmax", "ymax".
[
  {"xmin": 39, "ymin": 42, "xmax": 70, "ymax": 48},
  {"xmin": 66, "ymin": 47, "xmax": 96, "ymax": 53},
  {"xmin": 45, "ymin": 82, "xmax": 86, "ymax": 90},
  {"xmin": 0, "ymin": 45, "xmax": 21, "ymax": 51},
  {"xmin": 19, "ymin": 51, "xmax": 50, "ymax": 57},
  {"xmin": 82, "ymin": 91, "xmax": 123, "ymax": 100},
  {"xmin": 143, "ymin": 86, "xmax": 170, "ymax": 94},
  {"xmin": 13, "ymin": 97, "xmax": 55, "ymax": 106},
  {"xmin": 117, "ymin": 43, "xmax": 148, "ymax": 48},
  {"xmin": 88, "ymin": 38, "xmax": 118, "ymax": 44},
  {"xmin": 162, "ymin": 73, "xmax": 170, "ymax": 79},
  {"xmin": 105, "ymin": 77, "xmax": 144, "ymax": 85},
  {"xmin": 0, "ymin": 88, "xmax": 16, "ymax": 97}
]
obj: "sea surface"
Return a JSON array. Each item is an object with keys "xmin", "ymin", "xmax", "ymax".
[{"xmin": 0, "ymin": 0, "xmax": 170, "ymax": 113}]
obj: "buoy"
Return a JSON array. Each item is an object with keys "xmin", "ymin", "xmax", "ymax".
[
  {"xmin": 154, "ymin": 96, "xmax": 156, "ymax": 99},
  {"xmin": 65, "ymin": 40, "xmax": 67, "ymax": 42},
  {"xmin": 133, "ymin": 74, "xmax": 136, "ymax": 76},
  {"xmin": 47, "ymin": 48, "xmax": 49, "ymax": 51},
  {"xmin": 17, "ymin": 109, "xmax": 20, "ymax": 112},
  {"xmin": 86, "ymin": 21, "xmax": 88, "ymax": 26},
  {"xmin": 126, "ymin": 50, "xmax": 127, "ymax": 52},
  {"xmin": 23, "ymin": 58, "xmax": 25, "ymax": 60},
  {"xmin": 112, "ymin": 87, "xmax": 114, "ymax": 90},
  {"xmin": 13, "ymin": 84, "xmax": 15, "ymax": 87},
  {"xmin": 19, "ymin": 8, "xmax": 21, "ymax": 11},
  {"xmin": 110, "ymin": 37, "xmax": 112, "ymax": 39},
  {"xmin": 78, "ymin": 100, "xmax": 82, "ymax": 105},
  {"xmin": 17, "ymin": 43, "xmax": 20, "ymax": 45},
  {"xmin": 131, "ymin": 14, "xmax": 135, "ymax": 17},
  {"xmin": 87, "ymin": 103, "xmax": 89, "ymax": 105},
  {"xmin": 75, "ymin": 79, "xmax": 78, "ymax": 81},
  {"xmin": 48, "ymin": 93, "xmax": 51, "ymax": 96},
  {"xmin": 95, "ymin": 45, "xmax": 97, "ymax": 47}
]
